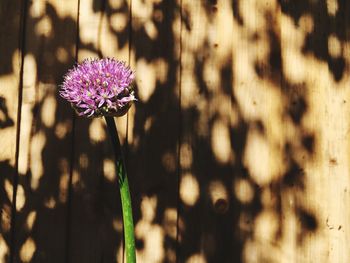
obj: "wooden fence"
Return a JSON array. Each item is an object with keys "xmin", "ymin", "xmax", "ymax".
[{"xmin": 1, "ymin": 0, "xmax": 350, "ymax": 262}]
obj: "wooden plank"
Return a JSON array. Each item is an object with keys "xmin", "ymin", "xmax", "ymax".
[
  {"xmin": 231, "ymin": 1, "xmax": 350, "ymax": 263},
  {"xmin": 279, "ymin": 1, "xmax": 350, "ymax": 263},
  {"xmin": 128, "ymin": 1, "xmax": 181, "ymax": 262},
  {"xmin": 0, "ymin": 1, "xmax": 348, "ymax": 263},
  {"xmin": 0, "ymin": 0, "xmax": 23, "ymax": 262},
  {"xmin": 279, "ymin": 5, "xmax": 312, "ymax": 263},
  {"xmin": 178, "ymin": 0, "xmax": 235, "ymax": 262},
  {"xmin": 8, "ymin": 0, "xmax": 80, "ymax": 262},
  {"xmin": 232, "ymin": 2, "xmax": 289, "ymax": 262},
  {"xmin": 68, "ymin": 0, "xmax": 131, "ymax": 262},
  {"xmin": 231, "ymin": 1, "xmax": 315, "ymax": 262}
]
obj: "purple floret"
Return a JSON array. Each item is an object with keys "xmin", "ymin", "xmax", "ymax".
[{"xmin": 60, "ymin": 58, "xmax": 136, "ymax": 117}]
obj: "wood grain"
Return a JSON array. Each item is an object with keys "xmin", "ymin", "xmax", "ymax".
[
  {"xmin": 178, "ymin": 0, "xmax": 235, "ymax": 262},
  {"xmin": 128, "ymin": 1, "xmax": 181, "ymax": 262},
  {"xmin": 0, "ymin": 0, "xmax": 23, "ymax": 261},
  {"xmin": 8, "ymin": 0, "xmax": 80, "ymax": 262},
  {"xmin": 0, "ymin": 1, "xmax": 350, "ymax": 262}
]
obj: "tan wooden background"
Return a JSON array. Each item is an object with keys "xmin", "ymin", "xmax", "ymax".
[{"xmin": 1, "ymin": 0, "xmax": 350, "ymax": 262}]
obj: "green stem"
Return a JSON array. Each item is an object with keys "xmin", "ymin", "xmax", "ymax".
[{"xmin": 105, "ymin": 116, "xmax": 136, "ymax": 263}]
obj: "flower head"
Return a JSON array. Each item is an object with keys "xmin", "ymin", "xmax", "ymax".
[{"xmin": 60, "ymin": 58, "xmax": 136, "ymax": 117}]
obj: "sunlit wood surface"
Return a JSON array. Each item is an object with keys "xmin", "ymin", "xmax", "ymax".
[{"xmin": 1, "ymin": 0, "xmax": 350, "ymax": 262}]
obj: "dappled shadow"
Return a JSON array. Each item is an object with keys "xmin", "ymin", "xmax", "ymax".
[
  {"xmin": 280, "ymin": 0, "xmax": 350, "ymax": 82},
  {"xmin": 0, "ymin": 0, "xmax": 350, "ymax": 263},
  {"xmin": 0, "ymin": 96, "xmax": 14, "ymax": 129}
]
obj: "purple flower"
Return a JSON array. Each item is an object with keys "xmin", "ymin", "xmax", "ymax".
[{"xmin": 60, "ymin": 58, "xmax": 136, "ymax": 117}]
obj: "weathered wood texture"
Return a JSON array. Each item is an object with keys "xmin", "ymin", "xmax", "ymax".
[{"xmin": 0, "ymin": 0, "xmax": 350, "ymax": 262}]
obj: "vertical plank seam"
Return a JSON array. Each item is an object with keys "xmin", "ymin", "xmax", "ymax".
[
  {"xmin": 123, "ymin": 1, "xmax": 133, "ymax": 262},
  {"xmin": 97, "ymin": 0, "xmax": 107, "ymax": 58},
  {"xmin": 64, "ymin": 0, "xmax": 81, "ymax": 262},
  {"xmin": 125, "ymin": 0, "xmax": 133, "ymax": 168},
  {"xmin": 125, "ymin": 0, "xmax": 133, "ymax": 187},
  {"xmin": 175, "ymin": 0, "xmax": 183, "ymax": 262},
  {"xmin": 9, "ymin": 0, "xmax": 29, "ymax": 261},
  {"xmin": 125, "ymin": 0, "xmax": 133, "ymax": 156}
]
